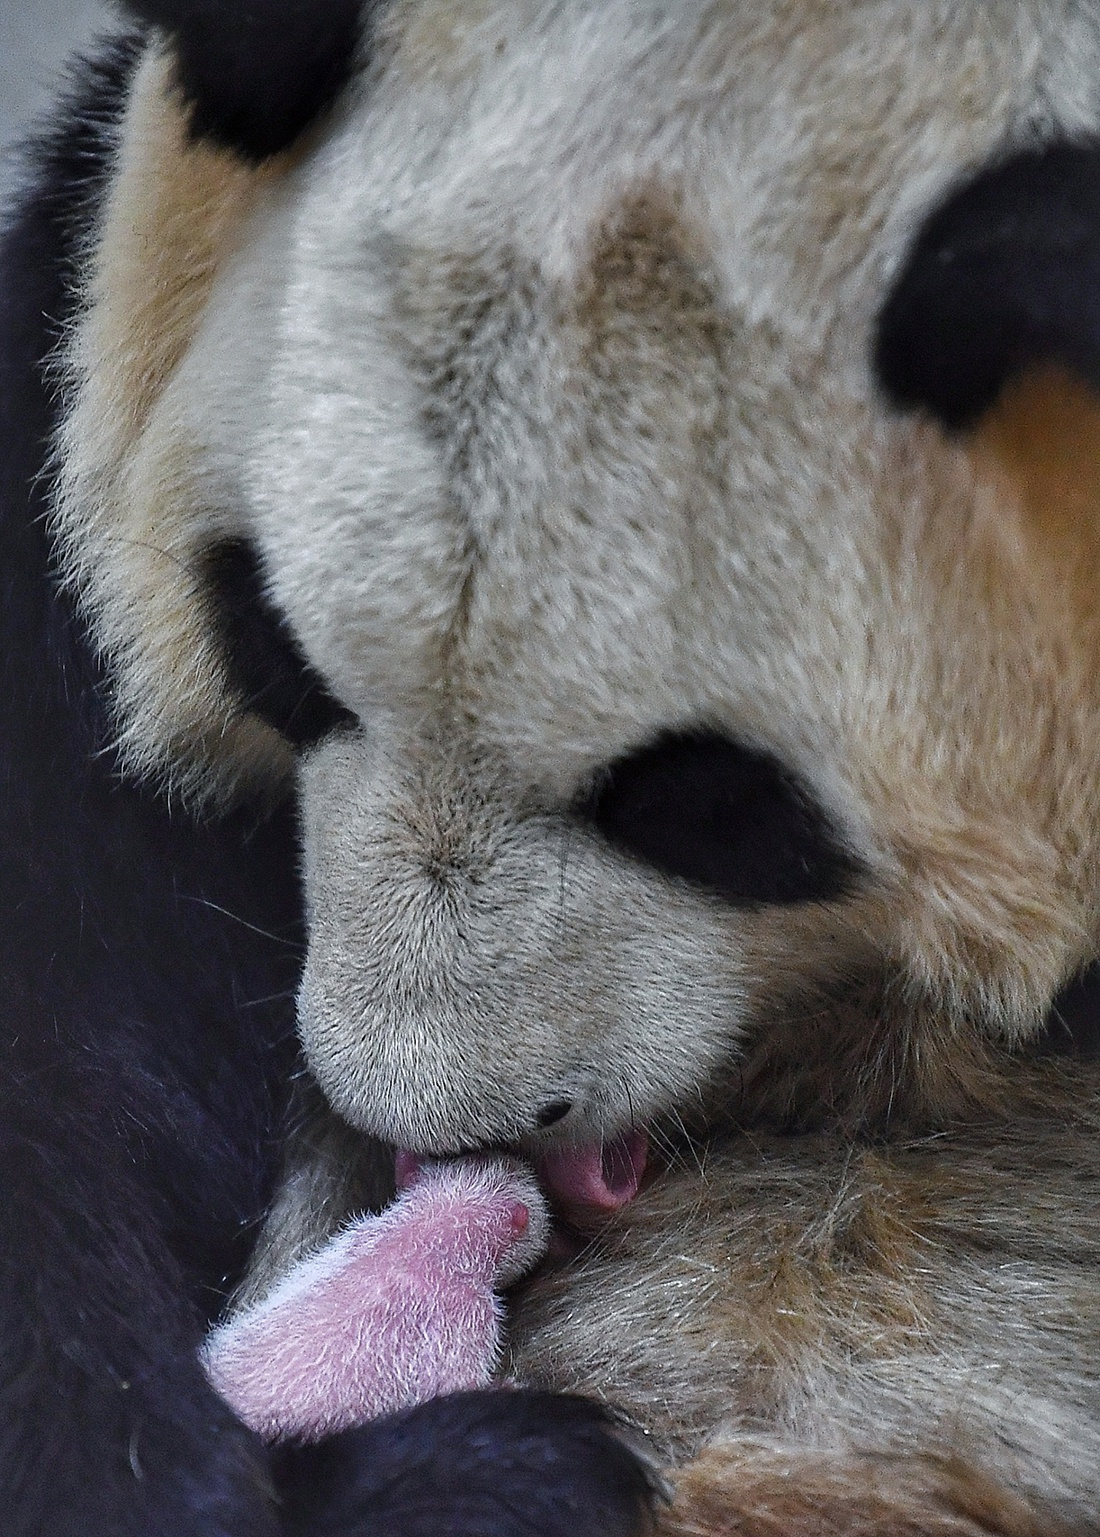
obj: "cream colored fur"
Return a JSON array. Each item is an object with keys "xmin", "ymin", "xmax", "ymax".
[
  {"xmin": 53, "ymin": 43, "xmax": 294, "ymax": 802},
  {"xmin": 53, "ymin": 3, "xmax": 1100, "ymax": 1530},
  {"xmin": 513, "ymin": 1062, "xmax": 1100, "ymax": 1534}
]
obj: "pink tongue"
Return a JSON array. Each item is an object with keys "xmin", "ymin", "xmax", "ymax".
[
  {"xmin": 394, "ymin": 1130, "xmax": 649, "ymax": 1219},
  {"xmin": 394, "ymin": 1149, "xmax": 423, "ymax": 1191},
  {"xmin": 535, "ymin": 1129, "xmax": 648, "ymax": 1216}
]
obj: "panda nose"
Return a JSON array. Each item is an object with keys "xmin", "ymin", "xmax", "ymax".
[{"xmin": 535, "ymin": 1099, "xmax": 573, "ymax": 1129}]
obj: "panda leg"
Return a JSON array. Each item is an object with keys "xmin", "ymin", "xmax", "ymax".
[
  {"xmin": 653, "ymin": 1442, "xmax": 1048, "ymax": 1537},
  {"xmin": 276, "ymin": 1392, "xmax": 658, "ymax": 1537},
  {"xmin": 0, "ymin": 1066, "xmax": 283, "ymax": 1537}
]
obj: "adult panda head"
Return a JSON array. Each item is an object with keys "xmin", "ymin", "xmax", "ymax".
[{"xmin": 54, "ymin": 0, "xmax": 1100, "ymax": 1160}]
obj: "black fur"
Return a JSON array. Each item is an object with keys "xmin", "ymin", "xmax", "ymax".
[
  {"xmin": 0, "ymin": 41, "xmax": 299, "ymax": 1536},
  {"xmin": 120, "ymin": 0, "xmax": 371, "ymax": 160},
  {"xmin": 580, "ymin": 732, "xmax": 858, "ymax": 908},
  {"xmin": 276, "ymin": 1393, "xmax": 659, "ymax": 1537},
  {"xmin": 1043, "ymin": 965, "xmax": 1100, "ymax": 1057},
  {"xmin": 206, "ymin": 540, "xmax": 358, "ymax": 749},
  {"xmin": 875, "ymin": 141, "xmax": 1100, "ymax": 430},
  {"xmin": 0, "ymin": 40, "xmax": 653, "ymax": 1537}
]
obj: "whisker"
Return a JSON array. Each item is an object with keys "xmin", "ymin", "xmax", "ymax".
[{"xmin": 176, "ymin": 894, "xmax": 304, "ymax": 950}]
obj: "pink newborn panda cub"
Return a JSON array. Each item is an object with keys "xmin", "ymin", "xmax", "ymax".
[
  {"xmin": 203, "ymin": 1133, "xmax": 649, "ymax": 1444},
  {"xmin": 203, "ymin": 1157, "xmax": 550, "ymax": 1443}
]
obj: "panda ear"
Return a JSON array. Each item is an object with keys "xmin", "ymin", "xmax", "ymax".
[
  {"xmin": 122, "ymin": 0, "xmax": 373, "ymax": 161},
  {"xmin": 874, "ymin": 142, "xmax": 1100, "ymax": 431}
]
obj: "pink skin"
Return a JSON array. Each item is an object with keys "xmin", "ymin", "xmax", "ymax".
[
  {"xmin": 203, "ymin": 1157, "xmax": 548, "ymax": 1444},
  {"xmin": 397, "ymin": 1131, "xmax": 650, "ymax": 1221},
  {"xmin": 534, "ymin": 1129, "xmax": 649, "ymax": 1223},
  {"xmin": 204, "ymin": 1134, "xmax": 649, "ymax": 1444}
]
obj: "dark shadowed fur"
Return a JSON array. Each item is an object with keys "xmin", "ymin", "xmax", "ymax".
[
  {"xmin": 275, "ymin": 1393, "xmax": 658, "ymax": 1537},
  {"xmin": 0, "ymin": 40, "xmax": 654, "ymax": 1537}
]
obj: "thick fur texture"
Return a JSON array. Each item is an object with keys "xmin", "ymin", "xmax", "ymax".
[
  {"xmin": 0, "ymin": 28, "xmax": 654, "ymax": 1537},
  {"xmin": 56, "ymin": 0, "xmax": 1100, "ymax": 1145},
  {"xmin": 122, "ymin": 0, "xmax": 368, "ymax": 160},
  {"xmin": 512, "ymin": 1060, "xmax": 1100, "ymax": 1531},
  {"xmin": 272, "ymin": 1392, "xmax": 657, "ymax": 1537},
  {"xmin": 11, "ymin": 0, "xmax": 1100, "ymax": 1531}
]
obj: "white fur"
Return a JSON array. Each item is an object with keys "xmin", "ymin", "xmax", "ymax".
[{"xmin": 53, "ymin": 0, "xmax": 1100, "ymax": 1145}]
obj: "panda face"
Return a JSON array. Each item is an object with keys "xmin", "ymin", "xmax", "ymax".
[{"xmin": 56, "ymin": 1, "xmax": 1100, "ymax": 1153}]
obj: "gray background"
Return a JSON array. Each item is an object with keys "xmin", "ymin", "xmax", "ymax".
[{"xmin": 1, "ymin": 0, "xmax": 111, "ymax": 197}]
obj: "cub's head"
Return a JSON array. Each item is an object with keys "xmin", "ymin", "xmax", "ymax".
[{"xmin": 58, "ymin": 0, "xmax": 1100, "ymax": 1158}]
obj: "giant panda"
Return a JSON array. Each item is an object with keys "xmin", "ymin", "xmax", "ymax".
[{"xmin": 5, "ymin": 0, "xmax": 1100, "ymax": 1533}]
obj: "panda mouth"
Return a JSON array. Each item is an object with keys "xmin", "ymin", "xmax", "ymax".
[
  {"xmin": 394, "ymin": 1128, "xmax": 649, "ymax": 1224},
  {"xmin": 533, "ymin": 1128, "xmax": 650, "ymax": 1221}
]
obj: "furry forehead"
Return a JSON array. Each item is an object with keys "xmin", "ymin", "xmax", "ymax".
[{"xmin": 54, "ymin": 0, "xmax": 1100, "ymax": 1147}]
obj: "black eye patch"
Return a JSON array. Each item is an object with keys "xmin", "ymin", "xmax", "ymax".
[
  {"xmin": 121, "ymin": 0, "xmax": 373, "ymax": 161},
  {"xmin": 875, "ymin": 140, "xmax": 1100, "ymax": 430},
  {"xmin": 578, "ymin": 732, "xmax": 858, "ymax": 907},
  {"xmin": 204, "ymin": 538, "xmax": 357, "ymax": 749}
]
